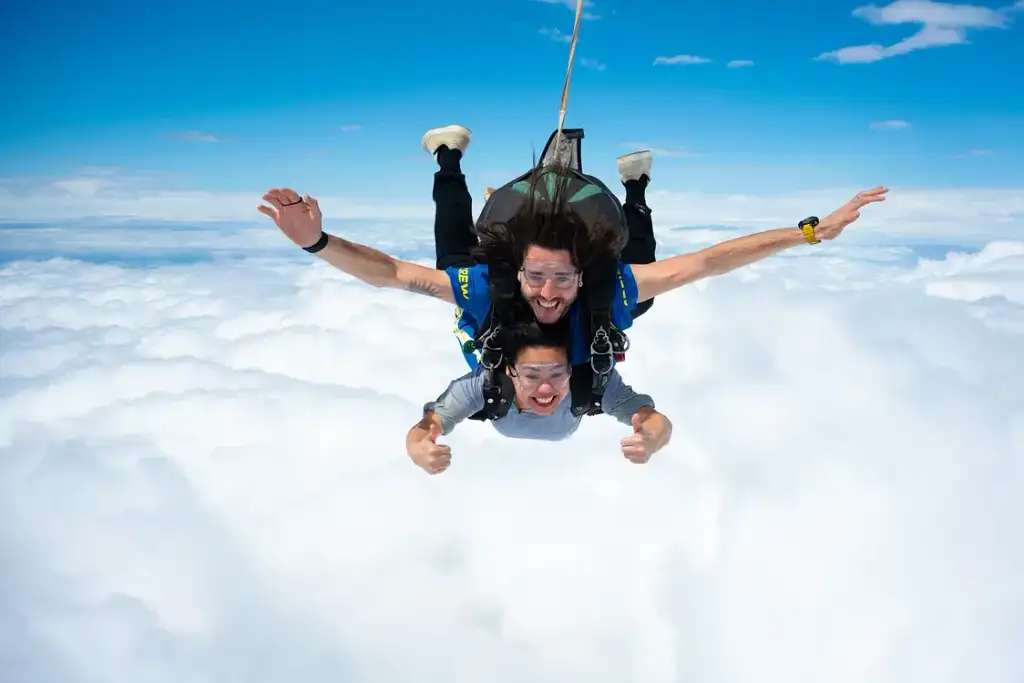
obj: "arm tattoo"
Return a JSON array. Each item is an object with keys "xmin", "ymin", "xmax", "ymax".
[{"xmin": 406, "ymin": 278, "xmax": 444, "ymax": 299}]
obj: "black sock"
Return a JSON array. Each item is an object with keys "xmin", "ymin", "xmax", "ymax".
[
  {"xmin": 624, "ymin": 175, "xmax": 649, "ymax": 207},
  {"xmin": 436, "ymin": 145, "xmax": 463, "ymax": 174}
]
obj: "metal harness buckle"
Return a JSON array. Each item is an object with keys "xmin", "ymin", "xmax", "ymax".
[{"xmin": 477, "ymin": 325, "xmax": 504, "ymax": 371}]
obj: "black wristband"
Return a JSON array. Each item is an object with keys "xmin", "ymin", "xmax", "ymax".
[{"xmin": 303, "ymin": 232, "xmax": 328, "ymax": 254}]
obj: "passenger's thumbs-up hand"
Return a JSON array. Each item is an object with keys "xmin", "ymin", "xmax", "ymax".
[
  {"xmin": 620, "ymin": 409, "xmax": 672, "ymax": 464},
  {"xmin": 408, "ymin": 420, "xmax": 452, "ymax": 475}
]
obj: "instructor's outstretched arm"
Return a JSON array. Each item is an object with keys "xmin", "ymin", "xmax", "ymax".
[
  {"xmin": 631, "ymin": 186, "xmax": 888, "ymax": 302},
  {"xmin": 259, "ymin": 187, "xmax": 454, "ymax": 303}
]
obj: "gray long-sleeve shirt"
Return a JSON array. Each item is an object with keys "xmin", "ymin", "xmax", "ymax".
[{"xmin": 423, "ymin": 366, "xmax": 656, "ymax": 441}]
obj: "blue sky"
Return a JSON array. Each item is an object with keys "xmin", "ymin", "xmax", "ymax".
[{"xmin": 1, "ymin": 0, "xmax": 1022, "ymax": 204}]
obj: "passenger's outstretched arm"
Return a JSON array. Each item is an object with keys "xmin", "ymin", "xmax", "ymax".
[
  {"xmin": 631, "ymin": 186, "xmax": 888, "ymax": 302},
  {"xmin": 259, "ymin": 187, "xmax": 454, "ymax": 303}
]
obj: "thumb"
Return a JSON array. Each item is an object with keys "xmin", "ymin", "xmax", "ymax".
[
  {"xmin": 631, "ymin": 413, "xmax": 643, "ymax": 433},
  {"xmin": 428, "ymin": 422, "xmax": 440, "ymax": 442}
]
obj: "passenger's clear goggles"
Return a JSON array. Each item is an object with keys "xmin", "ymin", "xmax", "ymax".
[{"xmin": 510, "ymin": 362, "xmax": 572, "ymax": 390}]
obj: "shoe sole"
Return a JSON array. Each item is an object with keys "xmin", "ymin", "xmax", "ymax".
[
  {"xmin": 422, "ymin": 125, "xmax": 472, "ymax": 153},
  {"xmin": 617, "ymin": 150, "xmax": 653, "ymax": 179}
]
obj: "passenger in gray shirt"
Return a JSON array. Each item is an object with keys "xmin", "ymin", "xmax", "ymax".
[{"xmin": 405, "ymin": 320, "xmax": 673, "ymax": 475}]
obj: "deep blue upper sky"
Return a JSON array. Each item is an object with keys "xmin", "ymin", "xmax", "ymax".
[{"xmin": 2, "ymin": 0, "xmax": 1022, "ymax": 198}]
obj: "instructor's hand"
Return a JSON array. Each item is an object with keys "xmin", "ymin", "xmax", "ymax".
[
  {"xmin": 258, "ymin": 188, "xmax": 324, "ymax": 249},
  {"xmin": 816, "ymin": 186, "xmax": 888, "ymax": 241},
  {"xmin": 408, "ymin": 422, "xmax": 452, "ymax": 475}
]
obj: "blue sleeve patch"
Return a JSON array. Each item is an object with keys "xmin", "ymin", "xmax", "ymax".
[
  {"xmin": 445, "ymin": 265, "xmax": 491, "ymax": 320},
  {"xmin": 446, "ymin": 265, "xmax": 471, "ymax": 310}
]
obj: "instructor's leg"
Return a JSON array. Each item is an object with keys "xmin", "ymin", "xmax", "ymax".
[
  {"xmin": 616, "ymin": 150, "xmax": 657, "ymax": 318},
  {"xmin": 423, "ymin": 125, "xmax": 478, "ymax": 270}
]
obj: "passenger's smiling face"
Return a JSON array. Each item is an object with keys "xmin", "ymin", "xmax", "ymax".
[{"xmin": 508, "ymin": 344, "xmax": 572, "ymax": 415}]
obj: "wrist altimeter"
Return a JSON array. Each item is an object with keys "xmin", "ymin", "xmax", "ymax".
[{"xmin": 799, "ymin": 216, "xmax": 820, "ymax": 245}]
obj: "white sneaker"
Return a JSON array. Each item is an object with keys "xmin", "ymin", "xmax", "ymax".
[
  {"xmin": 422, "ymin": 125, "xmax": 472, "ymax": 155},
  {"xmin": 617, "ymin": 150, "xmax": 653, "ymax": 183}
]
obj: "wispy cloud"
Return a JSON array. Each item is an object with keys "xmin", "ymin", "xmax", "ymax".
[
  {"xmin": 170, "ymin": 130, "xmax": 220, "ymax": 143},
  {"xmin": 817, "ymin": 0, "xmax": 1018, "ymax": 64},
  {"xmin": 0, "ymin": 170, "xmax": 432, "ymax": 223},
  {"xmin": 580, "ymin": 58, "xmax": 606, "ymax": 70},
  {"xmin": 953, "ymin": 148, "xmax": 995, "ymax": 158},
  {"xmin": 539, "ymin": 26, "xmax": 571, "ymax": 43},
  {"xmin": 727, "ymin": 59, "xmax": 755, "ymax": 68},
  {"xmin": 480, "ymin": 170, "xmax": 516, "ymax": 181},
  {"xmin": 340, "ymin": 124, "xmax": 362, "ymax": 132},
  {"xmin": 870, "ymin": 119, "xmax": 911, "ymax": 130},
  {"xmin": 653, "ymin": 54, "xmax": 712, "ymax": 65},
  {"xmin": 621, "ymin": 142, "xmax": 702, "ymax": 158},
  {"xmin": 534, "ymin": 0, "xmax": 600, "ymax": 20}
]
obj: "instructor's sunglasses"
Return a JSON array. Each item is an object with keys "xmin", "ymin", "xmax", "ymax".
[{"xmin": 520, "ymin": 260, "xmax": 579, "ymax": 289}]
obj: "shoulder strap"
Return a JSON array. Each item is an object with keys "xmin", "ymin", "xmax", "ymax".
[
  {"xmin": 468, "ymin": 368, "xmax": 515, "ymax": 421},
  {"xmin": 570, "ymin": 363, "xmax": 603, "ymax": 417},
  {"xmin": 569, "ymin": 251, "xmax": 630, "ymax": 418}
]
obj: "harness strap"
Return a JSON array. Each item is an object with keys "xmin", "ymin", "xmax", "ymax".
[
  {"xmin": 468, "ymin": 366, "xmax": 515, "ymax": 421},
  {"xmin": 568, "ymin": 250, "xmax": 629, "ymax": 417}
]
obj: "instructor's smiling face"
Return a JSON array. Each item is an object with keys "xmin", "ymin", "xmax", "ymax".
[
  {"xmin": 518, "ymin": 245, "xmax": 580, "ymax": 324},
  {"xmin": 508, "ymin": 345, "xmax": 572, "ymax": 416}
]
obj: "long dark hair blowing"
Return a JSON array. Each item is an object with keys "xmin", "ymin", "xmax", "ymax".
[
  {"xmin": 499, "ymin": 316, "xmax": 572, "ymax": 366},
  {"xmin": 472, "ymin": 164, "xmax": 623, "ymax": 276}
]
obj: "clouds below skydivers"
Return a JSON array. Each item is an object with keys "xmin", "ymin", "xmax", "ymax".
[{"xmin": 1, "ymin": 219, "xmax": 1023, "ymax": 683}]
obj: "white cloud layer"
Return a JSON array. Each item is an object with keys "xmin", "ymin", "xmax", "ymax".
[
  {"xmin": 2, "ymin": 210, "xmax": 1023, "ymax": 681},
  {"xmin": 817, "ymin": 0, "xmax": 1020, "ymax": 63}
]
